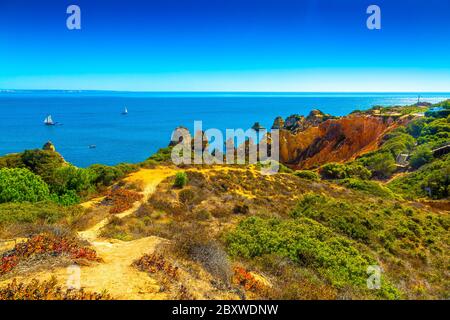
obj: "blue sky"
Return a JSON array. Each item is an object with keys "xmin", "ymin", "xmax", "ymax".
[{"xmin": 1, "ymin": 0, "xmax": 449, "ymax": 91}]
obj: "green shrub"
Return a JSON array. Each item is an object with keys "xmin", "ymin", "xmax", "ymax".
[
  {"xmin": 416, "ymin": 117, "xmax": 450, "ymax": 149},
  {"xmin": 50, "ymin": 166, "xmax": 96, "ymax": 198},
  {"xmin": 288, "ymin": 192, "xmax": 449, "ymax": 267},
  {"xmin": 50, "ymin": 190, "xmax": 80, "ymax": 206},
  {"xmin": 409, "ymin": 146, "xmax": 433, "ymax": 169},
  {"xmin": 88, "ymin": 164, "xmax": 131, "ymax": 187},
  {"xmin": 278, "ymin": 162, "xmax": 294, "ymax": 173},
  {"xmin": 381, "ymin": 132, "xmax": 415, "ymax": 157},
  {"xmin": 320, "ymin": 163, "xmax": 372, "ymax": 180},
  {"xmin": 290, "ymin": 193, "xmax": 373, "ymax": 242},
  {"xmin": 406, "ymin": 118, "xmax": 430, "ymax": 138},
  {"xmin": 0, "ymin": 153, "xmax": 23, "ymax": 169},
  {"xmin": 388, "ymin": 155, "xmax": 450, "ymax": 199},
  {"xmin": 358, "ymin": 152, "xmax": 397, "ymax": 179},
  {"xmin": 226, "ymin": 216, "xmax": 399, "ymax": 298},
  {"xmin": 320, "ymin": 163, "xmax": 347, "ymax": 179},
  {"xmin": 345, "ymin": 164, "xmax": 372, "ymax": 180},
  {"xmin": 147, "ymin": 147, "xmax": 173, "ymax": 163},
  {"xmin": 0, "ymin": 168, "xmax": 50, "ymax": 203},
  {"xmin": 340, "ymin": 178, "xmax": 396, "ymax": 199},
  {"xmin": 174, "ymin": 172, "xmax": 188, "ymax": 188},
  {"xmin": 294, "ymin": 170, "xmax": 320, "ymax": 181},
  {"xmin": 20, "ymin": 149, "xmax": 65, "ymax": 183},
  {"xmin": 0, "ymin": 201, "xmax": 78, "ymax": 226}
]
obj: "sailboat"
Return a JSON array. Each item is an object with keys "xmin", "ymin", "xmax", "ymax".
[
  {"xmin": 122, "ymin": 107, "xmax": 128, "ymax": 115},
  {"xmin": 44, "ymin": 115, "xmax": 55, "ymax": 126}
]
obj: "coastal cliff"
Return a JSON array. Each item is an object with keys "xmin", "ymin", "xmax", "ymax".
[{"xmin": 276, "ymin": 111, "xmax": 411, "ymax": 169}]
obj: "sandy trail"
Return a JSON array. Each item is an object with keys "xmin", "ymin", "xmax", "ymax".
[
  {"xmin": 70, "ymin": 168, "xmax": 176, "ymax": 299},
  {"xmin": 78, "ymin": 168, "xmax": 175, "ymax": 241},
  {"xmin": 0, "ymin": 168, "xmax": 176, "ymax": 299}
]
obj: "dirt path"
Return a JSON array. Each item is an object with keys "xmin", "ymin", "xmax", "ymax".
[
  {"xmin": 70, "ymin": 167, "xmax": 176, "ymax": 299},
  {"xmin": 0, "ymin": 167, "xmax": 177, "ymax": 299},
  {"xmin": 78, "ymin": 168, "xmax": 175, "ymax": 241}
]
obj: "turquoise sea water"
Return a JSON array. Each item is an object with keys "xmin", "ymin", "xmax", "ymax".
[{"xmin": 0, "ymin": 91, "xmax": 449, "ymax": 167}]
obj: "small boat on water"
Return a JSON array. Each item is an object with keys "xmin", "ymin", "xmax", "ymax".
[
  {"xmin": 44, "ymin": 115, "xmax": 56, "ymax": 126},
  {"xmin": 122, "ymin": 107, "xmax": 128, "ymax": 115},
  {"xmin": 88, "ymin": 144, "xmax": 96, "ymax": 149}
]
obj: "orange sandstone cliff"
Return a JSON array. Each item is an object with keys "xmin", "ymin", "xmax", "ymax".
[{"xmin": 276, "ymin": 111, "xmax": 409, "ymax": 169}]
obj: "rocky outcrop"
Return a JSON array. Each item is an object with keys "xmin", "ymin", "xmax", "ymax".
[
  {"xmin": 271, "ymin": 117, "xmax": 284, "ymax": 130},
  {"xmin": 42, "ymin": 141, "xmax": 56, "ymax": 151},
  {"xmin": 166, "ymin": 109, "xmax": 411, "ymax": 170},
  {"xmin": 277, "ymin": 112, "xmax": 409, "ymax": 169},
  {"xmin": 281, "ymin": 110, "xmax": 337, "ymax": 133}
]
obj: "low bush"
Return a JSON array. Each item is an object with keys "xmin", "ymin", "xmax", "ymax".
[
  {"xmin": 233, "ymin": 204, "xmax": 250, "ymax": 215},
  {"xmin": 232, "ymin": 266, "xmax": 266, "ymax": 292},
  {"xmin": 0, "ymin": 201, "xmax": 79, "ymax": 228},
  {"xmin": 0, "ymin": 168, "xmax": 50, "ymax": 204},
  {"xmin": 133, "ymin": 253, "xmax": 178, "ymax": 279},
  {"xmin": 357, "ymin": 152, "xmax": 397, "ymax": 179},
  {"xmin": 105, "ymin": 189, "xmax": 143, "ymax": 214},
  {"xmin": 0, "ymin": 278, "xmax": 110, "ymax": 300},
  {"xmin": 339, "ymin": 178, "xmax": 396, "ymax": 199},
  {"xmin": 388, "ymin": 154, "xmax": 450, "ymax": 199},
  {"xmin": 146, "ymin": 147, "xmax": 173, "ymax": 163},
  {"xmin": 409, "ymin": 145, "xmax": 433, "ymax": 169},
  {"xmin": 174, "ymin": 172, "xmax": 188, "ymax": 188},
  {"xmin": 225, "ymin": 216, "xmax": 400, "ymax": 298},
  {"xmin": 319, "ymin": 163, "xmax": 371, "ymax": 180},
  {"xmin": 88, "ymin": 164, "xmax": 133, "ymax": 187},
  {"xmin": 294, "ymin": 170, "xmax": 320, "ymax": 181},
  {"xmin": 178, "ymin": 188, "xmax": 196, "ymax": 205},
  {"xmin": 0, "ymin": 233, "xmax": 99, "ymax": 275},
  {"xmin": 189, "ymin": 242, "xmax": 232, "ymax": 286}
]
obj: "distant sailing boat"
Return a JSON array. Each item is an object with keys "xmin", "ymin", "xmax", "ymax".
[
  {"xmin": 122, "ymin": 107, "xmax": 128, "ymax": 115},
  {"xmin": 44, "ymin": 115, "xmax": 55, "ymax": 126}
]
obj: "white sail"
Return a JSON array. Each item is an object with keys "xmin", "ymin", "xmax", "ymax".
[{"xmin": 44, "ymin": 115, "xmax": 54, "ymax": 125}]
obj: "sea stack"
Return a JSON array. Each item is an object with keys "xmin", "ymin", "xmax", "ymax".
[
  {"xmin": 271, "ymin": 116, "xmax": 284, "ymax": 129},
  {"xmin": 42, "ymin": 141, "xmax": 56, "ymax": 152}
]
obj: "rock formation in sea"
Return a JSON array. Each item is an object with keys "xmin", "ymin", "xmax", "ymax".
[
  {"xmin": 271, "ymin": 117, "xmax": 284, "ymax": 130},
  {"xmin": 42, "ymin": 141, "xmax": 56, "ymax": 151},
  {"xmin": 167, "ymin": 109, "xmax": 415, "ymax": 169}
]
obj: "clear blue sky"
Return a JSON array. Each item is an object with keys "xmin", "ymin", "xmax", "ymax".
[{"xmin": 1, "ymin": 0, "xmax": 449, "ymax": 92}]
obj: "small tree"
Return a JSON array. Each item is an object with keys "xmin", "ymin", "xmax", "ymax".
[
  {"xmin": 364, "ymin": 152, "xmax": 397, "ymax": 179},
  {"xmin": 320, "ymin": 163, "xmax": 347, "ymax": 180},
  {"xmin": 410, "ymin": 146, "xmax": 433, "ymax": 169},
  {"xmin": 174, "ymin": 172, "xmax": 188, "ymax": 188}
]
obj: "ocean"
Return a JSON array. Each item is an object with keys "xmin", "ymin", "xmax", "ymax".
[{"xmin": 1, "ymin": 91, "xmax": 449, "ymax": 167}]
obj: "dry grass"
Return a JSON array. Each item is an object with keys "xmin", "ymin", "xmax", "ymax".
[{"xmin": 0, "ymin": 277, "xmax": 111, "ymax": 300}]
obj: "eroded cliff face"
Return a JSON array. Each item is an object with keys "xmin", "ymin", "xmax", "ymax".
[{"xmin": 278, "ymin": 114, "xmax": 406, "ymax": 169}]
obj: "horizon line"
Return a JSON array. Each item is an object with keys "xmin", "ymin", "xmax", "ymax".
[{"xmin": 2, "ymin": 89, "xmax": 450, "ymax": 94}]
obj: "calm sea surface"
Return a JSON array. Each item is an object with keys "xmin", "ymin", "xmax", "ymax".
[{"xmin": 1, "ymin": 91, "xmax": 449, "ymax": 167}]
